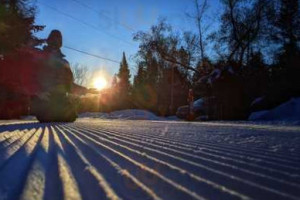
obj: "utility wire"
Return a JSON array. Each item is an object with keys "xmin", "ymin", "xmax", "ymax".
[
  {"xmin": 63, "ymin": 45, "xmax": 137, "ymax": 73},
  {"xmin": 63, "ymin": 46, "xmax": 120, "ymax": 63},
  {"xmin": 68, "ymin": 0, "xmax": 136, "ymax": 32},
  {"xmin": 38, "ymin": 1, "xmax": 134, "ymax": 46}
]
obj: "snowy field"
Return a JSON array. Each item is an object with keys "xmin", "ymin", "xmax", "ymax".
[{"xmin": 0, "ymin": 119, "xmax": 299, "ymax": 200}]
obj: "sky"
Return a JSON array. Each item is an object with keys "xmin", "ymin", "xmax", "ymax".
[{"xmin": 35, "ymin": 0, "xmax": 222, "ymax": 86}]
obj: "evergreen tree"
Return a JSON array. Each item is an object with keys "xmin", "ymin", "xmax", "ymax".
[
  {"xmin": 276, "ymin": 0, "xmax": 299, "ymax": 69},
  {"xmin": 134, "ymin": 63, "xmax": 146, "ymax": 87},
  {"xmin": 0, "ymin": 0, "xmax": 44, "ymax": 55},
  {"xmin": 145, "ymin": 51, "xmax": 159, "ymax": 85},
  {"xmin": 269, "ymin": 0, "xmax": 300, "ymax": 98},
  {"xmin": 0, "ymin": 0, "xmax": 44, "ymax": 119},
  {"xmin": 132, "ymin": 52, "xmax": 161, "ymax": 112},
  {"xmin": 111, "ymin": 74, "xmax": 118, "ymax": 89},
  {"xmin": 117, "ymin": 52, "xmax": 131, "ymax": 107},
  {"xmin": 242, "ymin": 51, "xmax": 268, "ymax": 101},
  {"xmin": 133, "ymin": 63, "xmax": 148, "ymax": 109}
]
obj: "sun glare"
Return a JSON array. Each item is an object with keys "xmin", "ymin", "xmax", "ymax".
[{"xmin": 93, "ymin": 77, "xmax": 107, "ymax": 90}]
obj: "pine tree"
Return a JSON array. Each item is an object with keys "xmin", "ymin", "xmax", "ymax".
[
  {"xmin": 0, "ymin": 0, "xmax": 44, "ymax": 55},
  {"xmin": 118, "ymin": 52, "xmax": 131, "ymax": 92},
  {"xmin": 117, "ymin": 52, "xmax": 131, "ymax": 107},
  {"xmin": 132, "ymin": 63, "xmax": 147, "ymax": 109},
  {"xmin": 132, "ymin": 52, "xmax": 160, "ymax": 111},
  {"xmin": 145, "ymin": 51, "xmax": 159, "ymax": 85},
  {"xmin": 134, "ymin": 64, "xmax": 146, "ymax": 87},
  {"xmin": 275, "ymin": 0, "xmax": 300, "ymax": 68},
  {"xmin": 111, "ymin": 74, "xmax": 118, "ymax": 89},
  {"xmin": 271, "ymin": 0, "xmax": 300, "ymax": 97}
]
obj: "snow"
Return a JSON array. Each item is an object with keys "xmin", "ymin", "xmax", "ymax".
[
  {"xmin": 79, "ymin": 109, "xmax": 180, "ymax": 121},
  {"xmin": 249, "ymin": 110, "xmax": 270, "ymax": 120},
  {"xmin": 108, "ymin": 109, "xmax": 161, "ymax": 120},
  {"xmin": 21, "ymin": 115, "xmax": 37, "ymax": 120},
  {"xmin": 249, "ymin": 98, "xmax": 300, "ymax": 124},
  {"xmin": 0, "ymin": 119, "xmax": 299, "ymax": 200}
]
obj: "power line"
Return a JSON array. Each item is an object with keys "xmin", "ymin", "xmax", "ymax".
[
  {"xmin": 63, "ymin": 45, "xmax": 137, "ymax": 73},
  {"xmin": 38, "ymin": 1, "xmax": 134, "ymax": 46},
  {"xmin": 68, "ymin": 0, "xmax": 136, "ymax": 32},
  {"xmin": 63, "ymin": 46, "xmax": 120, "ymax": 63}
]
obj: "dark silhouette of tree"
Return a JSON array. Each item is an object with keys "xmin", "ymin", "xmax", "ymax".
[
  {"xmin": 145, "ymin": 51, "xmax": 159, "ymax": 86},
  {"xmin": 0, "ymin": 0, "xmax": 44, "ymax": 119},
  {"xmin": 211, "ymin": 0, "xmax": 267, "ymax": 67},
  {"xmin": 0, "ymin": 0, "xmax": 44, "ymax": 55},
  {"xmin": 267, "ymin": 0, "xmax": 300, "ymax": 104},
  {"xmin": 270, "ymin": 0, "xmax": 299, "ymax": 50},
  {"xmin": 134, "ymin": 63, "xmax": 146, "ymax": 87},
  {"xmin": 133, "ymin": 21, "xmax": 194, "ymax": 115},
  {"xmin": 242, "ymin": 51, "xmax": 269, "ymax": 102},
  {"xmin": 111, "ymin": 74, "xmax": 118, "ymax": 89},
  {"xmin": 116, "ymin": 52, "xmax": 131, "ymax": 108},
  {"xmin": 187, "ymin": 0, "xmax": 209, "ymax": 61},
  {"xmin": 132, "ymin": 51, "xmax": 160, "ymax": 111},
  {"xmin": 192, "ymin": 57, "xmax": 214, "ymax": 98},
  {"xmin": 273, "ymin": 0, "xmax": 300, "ymax": 73},
  {"xmin": 134, "ymin": 20, "xmax": 200, "ymax": 75},
  {"xmin": 118, "ymin": 52, "xmax": 131, "ymax": 93},
  {"xmin": 132, "ymin": 63, "xmax": 150, "ymax": 109}
]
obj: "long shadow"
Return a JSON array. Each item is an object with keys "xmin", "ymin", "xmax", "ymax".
[
  {"xmin": 0, "ymin": 122, "xmax": 73, "ymax": 133},
  {"xmin": 0, "ymin": 123, "xmax": 44, "ymax": 200},
  {"xmin": 0, "ymin": 122, "xmax": 72, "ymax": 200},
  {"xmin": 43, "ymin": 126, "xmax": 64, "ymax": 200},
  {"xmin": 0, "ymin": 122, "xmax": 43, "ymax": 133}
]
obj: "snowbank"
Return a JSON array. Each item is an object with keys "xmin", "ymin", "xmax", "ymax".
[
  {"xmin": 79, "ymin": 109, "xmax": 180, "ymax": 121},
  {"xmin": 21, "ymin": 115, "xmax": 37, "ymax": 120},
  {"xmin": 249, "ymin": 98, "xmax": 300, "ymax": 123},
  {"xmin": 109, "ymin": 109, "xmax": 161, "ymax": 120}
]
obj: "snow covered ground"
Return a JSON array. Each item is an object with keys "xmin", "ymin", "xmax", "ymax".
[
  {"xmin": 79, "ymin": 109, "xmax": 180, "ymax": 121},
  {"xmin": 0, "ymin": 119, "xmax": 299, "ymax": 200}
]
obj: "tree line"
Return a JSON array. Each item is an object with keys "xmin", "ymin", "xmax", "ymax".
[{"xmin": 108, "ymin": 0, "xmax": 300, "ymax": 119}]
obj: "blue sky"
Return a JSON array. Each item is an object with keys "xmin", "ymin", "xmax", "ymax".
[{"xmin": 35, "ymin": 0, "xmax": 222, "ymax": 84}]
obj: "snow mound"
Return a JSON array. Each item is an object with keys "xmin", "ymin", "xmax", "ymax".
[
  {"xmin": 21, "ymin": 115, "xmax": 37, "ymax": 120},
  {"xmin": 78, "ymin": 112, "xmax": 110, "ymax": 119},
  {"xmin": 249, "ymin": 98, "xmax": 300, "ymax": 123},
  {"xmin": 79, "ymin": 109, "xmax": 180, "ymax": 121},
  {"xmin": 109, "ymin": 109, "xmax": 161, "ymax": 120}
]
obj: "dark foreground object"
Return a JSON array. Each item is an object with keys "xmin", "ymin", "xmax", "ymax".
[
  {"xmin": 31, "ymin": 94, "xmax": 77, "ymax": 122},
  {"xmin": 0, "ymin": 30, "xmax": 76, "ymax": 123}
]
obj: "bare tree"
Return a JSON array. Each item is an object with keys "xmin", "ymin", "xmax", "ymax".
[
  {"xmin": 213, "ymin": 0, "xmax": 267, "ymax": 66},
  {"xmin": 134, "ymin": 20, "xmax": 201, "ymax": 75},
  {"xmin": 187, "ymin": 0, "xmax": 209, "ymax": 61},
  {"xmin": 71, "ymin": 63, "xmax": 90, "ymax": 86}
]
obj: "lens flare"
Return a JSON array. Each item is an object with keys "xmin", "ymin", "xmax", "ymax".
[{"xmin": 93, "ymin": 77, "xmax": 107, "ymax": 90}]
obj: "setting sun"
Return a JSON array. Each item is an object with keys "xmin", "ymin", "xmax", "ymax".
[{"xmin": 93, "ymin": 77, "xmax": 107, "ymax": 90}]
